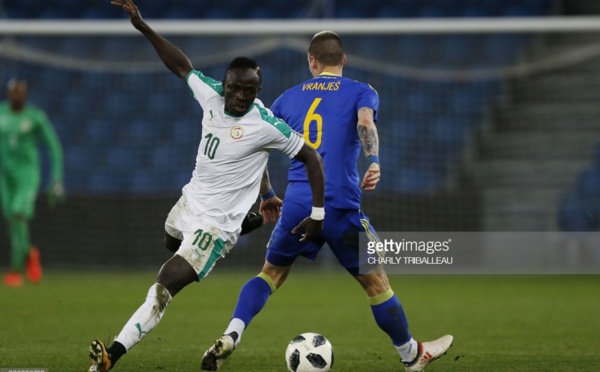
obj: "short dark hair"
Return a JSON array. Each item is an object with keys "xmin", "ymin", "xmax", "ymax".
[
  {"xmin": 7, "ymin": 78, "xmax": 27, "ymax": 90},
  {"xmin": 224, "ymin": 56, "xmax": 262, "ymax": 85},
  {"xmin": 308, "ymin": 31, "xmax": 344, "ymax": 66}
]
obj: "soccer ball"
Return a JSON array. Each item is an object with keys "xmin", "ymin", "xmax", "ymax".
[{"xmin": 285, "ymin": 332, "xmax": 334, "ymax": 372}]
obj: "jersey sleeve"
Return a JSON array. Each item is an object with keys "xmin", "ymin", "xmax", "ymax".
[
  {"xmin": 271, "ymin": 129, "xmax": 304, "ymax": 159},
  {"xmin": 357, "ymin": 83, "xmax": 380, "ymax": 121},
  {"xmin": 35, "ymin": 109, "xmax": 64, "ymax": 182},
  {"xmin": 186, "ymin": 70, "xmax": 224, "ymax": 109},
  {"xmin": 256, "ymin": 105, "xmax": 304, "ymax": 158}
]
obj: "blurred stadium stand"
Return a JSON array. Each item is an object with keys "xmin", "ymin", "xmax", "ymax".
[
  {"xmin": 473, "ymin": 15, "xmax": 600, "ymax": 232},
  {"xmin": 0, "ymin": 0, "xmax": 558, "ymax": 19},
  {"xmin": 0, "ymin": 0, "xmax": 584, "ymax": 27},
  {"xmin": 558, "ymin": 148, "xmax": 600, "ymax": 231},
  {"xmin": 2, "ymin": 0, "xmax": 600, "ymax": 270},
  {"xmin": 0, "ymin": 0, "xmax": 568, "ymax": 198}
]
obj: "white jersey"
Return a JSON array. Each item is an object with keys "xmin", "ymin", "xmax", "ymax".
[{"xmin": 181, "ymin": 70, "xmax": 304, "ymax": 232}]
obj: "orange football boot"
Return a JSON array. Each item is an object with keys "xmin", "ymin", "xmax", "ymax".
[{"xmin": 3, "ymin": 271, "xmax": 24, "ymax": 287}]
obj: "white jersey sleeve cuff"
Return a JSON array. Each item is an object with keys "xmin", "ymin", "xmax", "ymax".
[{"xmin": 284, "ymin": 131, "xmax": 305, "ymax": 159}]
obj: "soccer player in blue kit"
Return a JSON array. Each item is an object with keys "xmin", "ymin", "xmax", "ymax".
[{"xmin": 202, "ymin": 31, "xmax": 453, "ymax": 372}]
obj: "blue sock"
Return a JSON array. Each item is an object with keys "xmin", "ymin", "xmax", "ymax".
[
  {"xmin": 232, "ymin": 274, "xmax": 274, "ymax": 326},
  {"xmin": 370, "ymin": 289, "xmax": 411, "ymax": 345}
]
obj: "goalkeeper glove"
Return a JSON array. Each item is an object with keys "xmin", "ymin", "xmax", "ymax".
[{"xmin": 47, "ymin": 181, "xmax": 66, "ymax": 208}]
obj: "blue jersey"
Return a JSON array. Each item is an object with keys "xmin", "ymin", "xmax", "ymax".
[{"xmin": 271, "ymin": 73, "xmax": 379, "ymax": 209}]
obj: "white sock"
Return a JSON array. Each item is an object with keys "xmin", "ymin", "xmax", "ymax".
[
  {"xmin": 396, "ymin": 338, "xmax": 419, "ymax": 362},
  {"xmin": 114, "ymin": 283, "xmax": 172, "ymax": 351},
  {"xmin": 224, "ymin": 318, "xmax": 246, "ymax": 347}
]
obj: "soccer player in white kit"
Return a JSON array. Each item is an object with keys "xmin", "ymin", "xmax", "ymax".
[{"xmin": 88, "ymin": 1, "xmax": 325, "ymax": 371}]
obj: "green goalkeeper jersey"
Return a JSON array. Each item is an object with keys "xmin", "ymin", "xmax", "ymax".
[{"xmin": 0, "ymin": 102, "xmax": 63, "ymax": 183}]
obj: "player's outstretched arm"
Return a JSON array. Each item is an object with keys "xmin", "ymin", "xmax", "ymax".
[
  {"xmin": 357, "ymin": 107, "xmax": 381, "ymax": 191},
  {"xmin": 111, "ymin": 0, "xmax": 193, "ymax": 80},
  {"xmin": 291, "ymin": 143, "xmax": 325, "ymax": 241}
]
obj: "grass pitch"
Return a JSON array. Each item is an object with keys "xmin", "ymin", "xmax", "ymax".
[{"xmin": 1, "ymin": 270, "xmax": 599, "ymax": 371}]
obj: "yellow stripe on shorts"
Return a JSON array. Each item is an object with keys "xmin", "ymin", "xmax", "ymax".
[{"xmin": 360, "ymin": 218, "xmax": 384, "ymax": 258}]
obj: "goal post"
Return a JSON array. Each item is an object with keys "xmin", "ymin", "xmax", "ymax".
[{"xmin": 2, "ymin": 17, "xmax": 600, "ymax": 35}]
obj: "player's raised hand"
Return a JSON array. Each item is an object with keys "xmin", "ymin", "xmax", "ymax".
[
  {"xmin": 259, "ymin": 195, "xmax": 283, "ymax": 224},
  {"xmin": 291, "ymin": 217, "xmax": 323, "ymax": 242},
  {"xmin": 111, "ymin": 0, "xmax": 143, "ymax": 26},
  {"xmin": 361, "ymin": 162, "xmax": 380, "ymax": 191}
]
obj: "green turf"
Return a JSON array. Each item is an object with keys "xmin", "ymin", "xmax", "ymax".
[{"xmin": 1, "ymin": 270, "xmax": 599, "ymax": 371}]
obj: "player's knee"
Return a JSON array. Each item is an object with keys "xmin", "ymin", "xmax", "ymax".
[
  {"xmin": 355, "ymin": 273, "xmax": 390, "ymax": 297},
  {"xmin": 157, "ymin": 256, "xmax": 197, "ymax": 297},
  {"xmin": 9, "ymin": 214, "xmax": 27, "ymax": 223},
  {"xmin": 240, "ymin": 212, "xmax": 264, "ymax": 235},
  {"xmin": 164, "ymin": 233, "xmax": 181, "ymax": 252}
]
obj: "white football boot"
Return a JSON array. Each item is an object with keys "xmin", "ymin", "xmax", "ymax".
[
  {"xmin": 201, "ymin": 334, "xmax": 235, "ymax": 371},
  {"xmin": 403, "ymin": 335, "xmax": 453, "ymax": 371}
]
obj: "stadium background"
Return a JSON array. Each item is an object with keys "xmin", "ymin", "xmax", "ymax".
[{"xmin": 1, "ymin": 0, "xmax": 599, "ymax": 271}]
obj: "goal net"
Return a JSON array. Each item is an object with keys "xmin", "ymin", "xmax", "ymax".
[{"xmin": 1, "ymin": 19, "xmax": 599, "ymax": 270}]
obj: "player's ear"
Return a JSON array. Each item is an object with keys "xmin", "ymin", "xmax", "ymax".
[
  {"xmin": 341, "ymin": 54, "xmax": 347, "ymax": 66},
  {"xmin": 308, "ymin": 55, "xmax": 318, "ymax": 69}
]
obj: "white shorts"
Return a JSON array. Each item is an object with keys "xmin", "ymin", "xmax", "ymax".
[{"xmin": 164, "ymin": 195, "xmax": 239, "ymax": 280}]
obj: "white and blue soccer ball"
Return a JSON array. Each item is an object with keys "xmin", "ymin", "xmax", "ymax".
[{"xmin": 285, "ymin": 332, "xmax": 334, "ymax": 372}]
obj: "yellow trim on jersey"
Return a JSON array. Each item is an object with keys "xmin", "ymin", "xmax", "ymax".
[
  {"xmin": 257, "ymin": 272, "xmax": 277, "ymax": 294},
  {"xmin": 369, "ymin": 288, "xmax": 394, "ymax": 306}
]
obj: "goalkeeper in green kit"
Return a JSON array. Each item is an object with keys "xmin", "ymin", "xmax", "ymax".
[{"xmin": 0, "ymin": 78, "xmax": 65, "ymax": 287}]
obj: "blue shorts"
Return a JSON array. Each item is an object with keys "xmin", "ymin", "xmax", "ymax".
[{"xmin": 266, "ymin": 188, "xmax": 379, "ymax": 276}]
